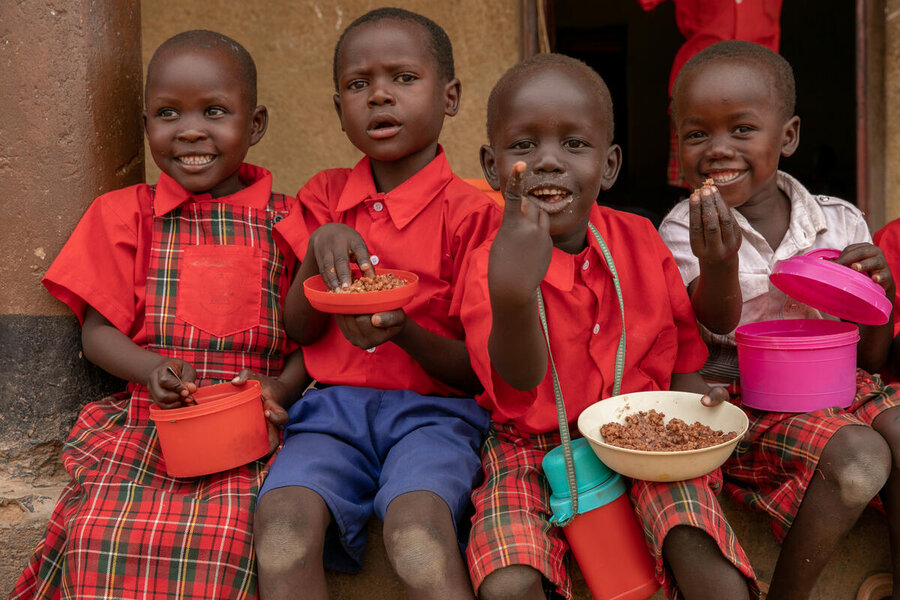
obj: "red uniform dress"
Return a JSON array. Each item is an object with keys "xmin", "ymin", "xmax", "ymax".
[
  {"xmin": 12, "ymin": 164, "xmax": 300, "ymax": 600},
  {"xmin": 288, "ymin": 147, "xmax": 501, "ymax": 393},
  {"xmin": 639, "ymin": 0, "xmax": 782, "ymax": 187},
  {"xmin": 455, "ymin": 205, "xmax": 758, "ymax": 599}
]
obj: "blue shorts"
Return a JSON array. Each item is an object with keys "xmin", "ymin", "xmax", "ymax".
[{"xmin": 259, "ymin": 386, "xmax": 490, "ymax": 572}]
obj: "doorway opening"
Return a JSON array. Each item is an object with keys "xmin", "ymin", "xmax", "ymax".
[{"xmin": 546, "ymin": 1, "xmax": 859, "ymax": 227}]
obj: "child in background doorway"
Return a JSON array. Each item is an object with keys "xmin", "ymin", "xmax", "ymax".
[
  {"xmin": 252, "ymin": 8, "xmax": 501, "ymax": 600},
  {"xmin": 456, "ymin": 53, "xmax": 758, "ymax": 600},
  {"xmin": 658, "ymin": 40, "xmax": 900, "ymax": 600},
  {"xmin": 11, "ymin": 30, "xmax": 307, "ymax": 600}
]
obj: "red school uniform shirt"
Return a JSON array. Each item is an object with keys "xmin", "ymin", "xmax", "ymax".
[
  {"xmin": 455, "ymin": 204, "xmax": 708, "ymax": 434},
  {"xmin": 639, "ymin": 0, "xmax": 782, "ymax": 95},
  {"xmin": 282, "ymin": 147, "xmax": 502, "ymax": 396},
  {"xmin": 42, "ymin": 164, "xmax": 299, "ymax": 349}
]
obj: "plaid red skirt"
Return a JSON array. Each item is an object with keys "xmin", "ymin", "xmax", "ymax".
[
  {"xmin": 724, "ymin": 369, "xmax": 900, "ymax": 541},
  {"xmin": 11, "ymin": 191, "xmax": 293, "ymax": 600},
  {"xmin": 10, "ymin": 392, "xmax": 272, "ymax": 600},
  {"xmin": 467, "ymin": 423, "xmax": 758, "ymax": 599}
]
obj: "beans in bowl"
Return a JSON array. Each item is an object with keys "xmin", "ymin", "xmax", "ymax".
[
  {"xmin": 600, "ymin": 409, "xmax": 738, "ymax": 452},
  {"xmin": 330, "ymin": 273, "xmax": 408, "ymax": 294}
]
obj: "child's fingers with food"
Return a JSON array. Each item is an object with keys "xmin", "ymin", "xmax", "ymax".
[
  {"xmin": 502, "ymin": 161, "xmax": 527, "ymax": 215},
  {"xmin": 311, "ymin": 224, "xmax": 373, "ymax": 290}
]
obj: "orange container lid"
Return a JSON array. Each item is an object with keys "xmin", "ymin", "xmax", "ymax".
[{"xmin": 149, "ymin": 380, "xmax": 261, "ymax": 423}]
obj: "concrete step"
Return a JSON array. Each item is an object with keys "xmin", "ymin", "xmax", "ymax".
[{"xmin": 1, "ymin": 480, "xmax": 890, "ymax": 598}]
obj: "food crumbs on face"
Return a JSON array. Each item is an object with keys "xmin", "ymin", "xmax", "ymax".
[
  {"xmin": 330, "ymin": 273, "xmax": 408, "ymax": 293},
  {"xmin": 600, "ymin": 409, "xmax": 737, "ymax": 451}
]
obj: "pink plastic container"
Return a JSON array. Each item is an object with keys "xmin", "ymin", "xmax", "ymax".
[{"xmin": 735, "ymin": 319, "xmax": 859, "ymax": 412}]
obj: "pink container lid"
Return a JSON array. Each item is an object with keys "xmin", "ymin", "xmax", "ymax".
[{"xmin": 769, "ymin": 248, "xmax": 892, "ymax": 326}]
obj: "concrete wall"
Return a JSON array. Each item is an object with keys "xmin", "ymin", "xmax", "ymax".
[{"xmin": 141, "ymin": 0, "xmax": 521, "ymax": 195}]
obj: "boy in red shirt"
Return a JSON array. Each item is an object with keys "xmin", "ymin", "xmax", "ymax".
[
  {"xmin": 456, "ymin": 53, "xmax": 757, "ymax": 600},
  {"xmin": 11, "ymin": 31, "xmax": 307, "ymax": 599},
  {"xmin": 253, "ymin": 8, "xmax": 501, "ymax": 600}
]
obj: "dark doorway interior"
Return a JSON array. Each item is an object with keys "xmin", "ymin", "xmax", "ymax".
[{"xmin": 551, "ymin": 0, "xmax": 857, "ymax": 227}]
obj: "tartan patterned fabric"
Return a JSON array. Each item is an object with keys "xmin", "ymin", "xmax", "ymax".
[
  {"xmin": 467, "ymin": 424, "xmax": 757, "ymax": 600},
  {"xmin": 11, "ymin": 193, "xmax": 292, "ymax": 600},
  {"xmin": 630, "ymin": 475, "xmax": 760, "ymax": 599},
  {"xmin": 723, "ymin": 369, "xmax": 900, "ymax": 542},
  {"xmin": 466, "ymin": 425, "xmax": 572, "ymax": 598}
]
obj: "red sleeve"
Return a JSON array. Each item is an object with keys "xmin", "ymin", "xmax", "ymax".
[
  {"xmin": 42, "ymin": 185, "xmax": 149, "ymax": 335},
  {"xmin": 272, "ymin": 193, "xmax": 309, "ymax": 265},
  {"xmin": 653, "ymin": 233, "xmax": 709, "ymax": 373},
  {"xmin": 274, "ymin": 170, "xmax": 345, "ymax": 260},
  {"xmin": 447, "ymin": 182, "xmax": 503, "ymax": 313},
  {"xmin": 874, "ymin": 220, "xmax": 900, "ymax": 337}
]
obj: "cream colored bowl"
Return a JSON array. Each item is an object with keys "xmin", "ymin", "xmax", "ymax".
[{"xmin": 577, "ymin": 391, "xmax": 749, "ymax": 482}]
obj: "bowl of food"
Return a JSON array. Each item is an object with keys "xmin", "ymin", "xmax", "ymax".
[
  {"xmin": 577, "ymin": 391, "xmax": 748, "ymax": 482},
  {"xmin": 303, "ymin": 269, "xmax": 419, "ymax": 314}
]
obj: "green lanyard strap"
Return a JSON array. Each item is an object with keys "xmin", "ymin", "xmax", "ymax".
[{"xmin": 540, "ymin": 222, "xmax": 626, "ymax": 526}]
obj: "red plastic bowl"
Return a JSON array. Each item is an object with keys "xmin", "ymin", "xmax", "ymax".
[
  {"xmin": 303, "ymin": 269, "xmax": 419, "ymax": 314},
  {"xmin": 149, "ymin": 380, "xmax": 269, "ymax": 478}
]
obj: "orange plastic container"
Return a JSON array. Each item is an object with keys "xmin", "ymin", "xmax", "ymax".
[{"xmin": 149, "ymin": 380, "xmax": 269, "ymax": 478}]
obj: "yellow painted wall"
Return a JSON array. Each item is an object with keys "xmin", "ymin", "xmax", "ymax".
[{"xmin": 141, "ymin": 1, "xmax": 520, "ymax": 195}]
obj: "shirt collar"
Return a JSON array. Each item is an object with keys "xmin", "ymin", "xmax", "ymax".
[
  {"xmin": 153, "ymin": 163, "xmax": 273, "ymax": 217},
  {"xmin": 334, "ymin": 146, "xmax": 453, "ymax": 230},
  {"xmin": 777, "ymin": 170, "xmax": 828, "ymax": 250},
  {"xmin": 543, "ymin": 204, "xmax": 606, "ymax": 291}
]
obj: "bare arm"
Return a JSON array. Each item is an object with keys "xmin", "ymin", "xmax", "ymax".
[
  {"xmin": 82, "ymin": 306, "xmax": 196, "ymax": 408},
  {"xmin": 687, "ymin": 185, "xmax": 743, "ymax": 334},
  {"xmin": 486, "ymin": 162, "xmax": 552, "ymax": 390}
]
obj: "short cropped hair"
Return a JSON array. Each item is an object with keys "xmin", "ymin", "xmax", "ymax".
[
  {"xmin": 332, "ymin": 7, "xmax": 455, "ymax": 90},
  {"xmin": 146, "ymin": 30, "xmax": 258, "ymax": 107},
  {"xmin": 486, "ymin": 53, "xmax": 615, "ymax": 145},
  {"xmin": 672, "ymin": 40, "xmax": 795, "ymax": 122}
]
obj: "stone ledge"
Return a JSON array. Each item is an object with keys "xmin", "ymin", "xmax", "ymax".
[{"xmin": 1, "ymin": 480, "xmax": 889, "ymax": 599}]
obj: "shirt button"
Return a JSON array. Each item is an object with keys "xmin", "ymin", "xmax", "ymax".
[
  {"xmin": 592, "ymin": 324, "xmax": 600, "ymax": 335},
  {"xmin": 370, "ymin": 255, "xmax": 380, "ymax": 266},
  {"xmin": 366, "ymin": 347, "xmax": 376, "ymax": 353},
  {"xmin": 373, "ymin": 201, "xmax": 384, "ymax": 212},
  {"xmin": 735, "ymin": 0, "xmax": 742, "ymax": 3},
  {"xmin": 582, "ymin": 260, "xmax": 590, "ymax": 271}
]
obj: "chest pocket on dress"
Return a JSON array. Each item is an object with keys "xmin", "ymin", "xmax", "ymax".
[{"xmin": 176, "ymin": 244, "xmax": 262, "ymax": 338}]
